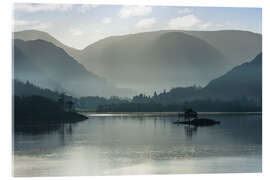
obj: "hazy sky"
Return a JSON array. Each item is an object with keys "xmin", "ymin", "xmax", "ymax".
[{"xmin": 14, "ymin": 3, "xmax": 262, "ymax": 49}]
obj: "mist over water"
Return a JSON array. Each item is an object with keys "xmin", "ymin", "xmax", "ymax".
[{"xmin": 14, "ymin": 113, "xmax": 261, "ymax": 176}]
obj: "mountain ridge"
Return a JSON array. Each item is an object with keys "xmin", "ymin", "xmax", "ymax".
[
  {"xmin": 78, "ymin": 30, "xmax": 261, "ymax": 93},
  {"xmin": 14, "ymin": 30, "xmax": 81, "ymax": 60},
  {"xmin": 13, "ymin": 29, "xmax": 262, "ymax": 96},
  {"xmin": 151, "ymin": 53, "xmax": 262, "ymax": 104},
  {"xmin": 13, "ymin": 39, "xmax": 134, "ymax": 97}
]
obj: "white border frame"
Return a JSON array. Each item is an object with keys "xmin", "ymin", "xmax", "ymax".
[{"xmin": 1, "ymin": 0, "xmax": 269, "ymax": 180}]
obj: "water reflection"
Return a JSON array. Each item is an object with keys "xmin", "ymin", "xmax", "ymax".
[
  {"xmin": 14, "ymin": 113, "xmax": 262, "ymax": 176},
  {"xmin": 184, "ymin": 125, "xmax": 198, "ymax": 138},
  {"xmin": 14, "ymin": 125, "xmax": 62, "ymax": 135},
  {"xmin": 14, "ymin": 122, "xmax": 78, "ymax": 135}
]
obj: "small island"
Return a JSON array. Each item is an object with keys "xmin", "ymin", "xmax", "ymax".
[{"xmin": 173, "ymin": 109, "xmax": 220, "ymax": 126}]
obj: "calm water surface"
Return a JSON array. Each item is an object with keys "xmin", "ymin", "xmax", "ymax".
[{"xmin": 13, "ymin": 113, "xmax": 262, "ymax": 176}]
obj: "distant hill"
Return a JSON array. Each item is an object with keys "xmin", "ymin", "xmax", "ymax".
[
  {"xmin": 13, "ymin": 29, "xmax": 262, "ymax": 96},
  {"xmin": 97, "ymin": 53, "xmax": 262, "ymax": 112},
  {"xmin": 151, "ymin": 53, "xmax": 262, "ymax": 104},
  {"xmin": 13, "ymin": 39, "xmax": 133, "ymax": 97},
  {"xmin": 203, "ymin": 53, "xmax": 262, "ymax": 102},
  {"xmin": 14, "ymin": 48, "xmax": 262, "ymax": 112},
  {"xmin": 14, "ymin": 30, "xmax": 81, "ymax": 60},
  {"xmin": 182, "ymin": 30, "xmax": 262, "ymax": 65},
  {"xmin": 79, "ymin": 30, "xmax": 261, "ymax": 93}
]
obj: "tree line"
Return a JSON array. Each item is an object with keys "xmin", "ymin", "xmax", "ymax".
[{"xmin": 14, "ymin": 80, "xmax": 261, "ymax": 113}]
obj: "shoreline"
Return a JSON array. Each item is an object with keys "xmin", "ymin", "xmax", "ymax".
[{"xmin": 82, "ymin": 111, "xmax": 262, "ymax": 117}]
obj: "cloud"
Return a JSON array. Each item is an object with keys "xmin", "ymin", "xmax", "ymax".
[
  {"xmin": 14, "ymin": 19, "xmax": 39, "ymax": 26},
  {"xmin": 199, "ymin": 22, "xmax": 213, "ymax": 30},
  {"xmin": 32, "ymin": 22, "xmax": 51, "ymax": 30},
  {"xmin": 178, "ymin": 8, "xmax": 192, "ymax": 15},
  {"xmin": 136, "ymin": 18, "xmax": 156, "ymax": 29},
  {"xmin": 168, "ymin": 14, "xmax": 200, "ymax": 29},
  {"xmin": 70, "ymin": 29, "xmax": 83, "ymax": 36},
  {"xmin": 78, "ymin": 4, "xmax": 98, "ymax": 13},
  {"xmin": 15, "ymin": 3, "xmax": 100, "ymax": 13},
  {"xmin": 102, "ymin": 17, "xmax": 112, "ymax": 24},
  {"xmin": 198, "ymin": 22, "xmax": 226, "ymax": 30},
  {"xmin": 15, "ymin": 3, "xmax": 73, "ymax": 13},
  {"xmin": 14, "ymin": 19, "xmax": 51, "ymax": 30},
  {"xmin": 119, "ymin": 6, "xmax": 152, "ymax": 18}
]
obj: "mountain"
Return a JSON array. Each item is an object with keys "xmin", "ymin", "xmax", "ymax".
[
  {"xmin": 151, "ymin": 53, "xmax": 262, "ymax": 104},
  {"xmin": 182, "ymin": 30, "xmax": 262, "ymax": 65},
  {"xmin": 13, "ymin": 30, "xmax": 81, "ymax": 60},
  {"xmin": 203, "ymin": 53, "xmax": 262, "ymax": 102},
  {"xmin": 79, "ymin": 30, "xmax": 261, "ymax": 93},
  {"xmin": 13, "ymin": 39, "xmax": 133, "ymax": 97},
  {"xmin": 14, "ymin": 30, "xmax": 262, "ymax": 96}
]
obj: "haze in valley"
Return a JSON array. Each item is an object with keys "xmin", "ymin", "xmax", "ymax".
[{"xmin": 13, "ymin": 4, "xmax": 262, "ymax": 96}]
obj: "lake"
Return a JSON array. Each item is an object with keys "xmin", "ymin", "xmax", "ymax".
[{"xmin": 13, "ymin": 113, "xmax": 262, "ymax": 176}]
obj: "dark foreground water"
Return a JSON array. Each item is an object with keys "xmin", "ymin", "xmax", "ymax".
[{"xmin": 13, "ymin": 113, "xmax": 262, "ymax": 176}]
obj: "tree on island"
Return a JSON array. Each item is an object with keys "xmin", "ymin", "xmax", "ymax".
[{"xmin": 184, "ymin": 108, "xmax": 198, "ymax": 123}]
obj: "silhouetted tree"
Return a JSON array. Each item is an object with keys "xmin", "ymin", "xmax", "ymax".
[
  {"xmin": 14, "ymin": 95, "xmax": 87, "ymax": 126},
  {"xmin": 66, "ymin": 100, "xmax": 74, "ymax": 112},
  {"xmin": 58, "ymin": 92, "xmax": 66, "ymax": 110}
]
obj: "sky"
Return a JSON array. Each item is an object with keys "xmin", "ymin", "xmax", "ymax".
[{"xmin": 14, "ymin": 3, "xmax": 262, "ymax": 49}]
